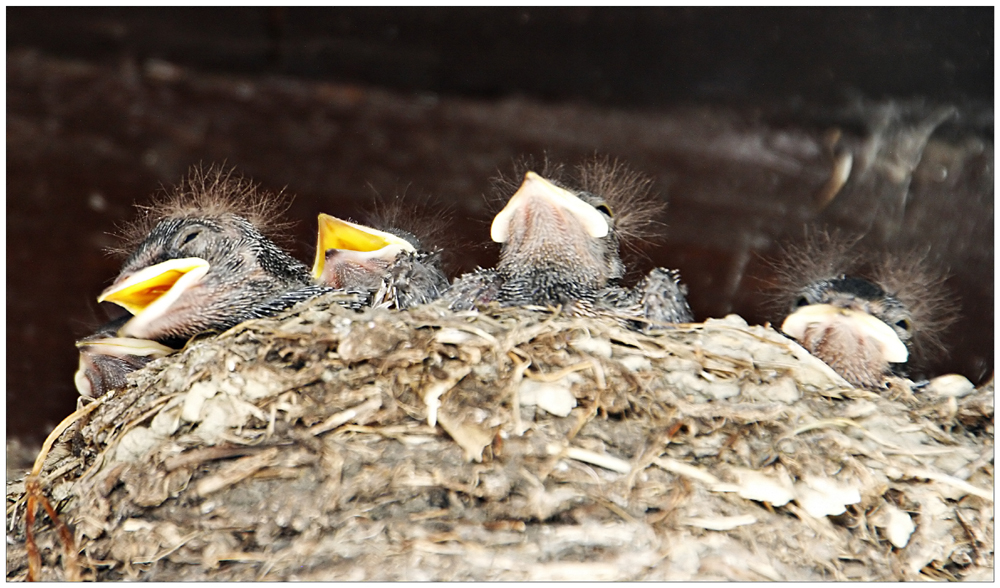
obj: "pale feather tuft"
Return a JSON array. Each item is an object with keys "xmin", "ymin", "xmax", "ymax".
[
  {"xmin": 109, "ymin": 165, "xmax": 296, "ymax": 257},
  {"xmin": 766, "ymin": 229, "xmax": 958, "ymax": 367},
  {"xmin": 362, "ymin": 192, "xmax": 457, "ymax": 275},
  {"xmin": 869, "ymin": 251, "xmax": 959, "ymax": 363},
  {"xmin": 575, "ymin": 155, "xmax": 665, "ymax": 247}
]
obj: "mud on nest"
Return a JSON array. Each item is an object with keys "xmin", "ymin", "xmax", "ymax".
[{"xmin": 6, "ymin": 294, "xmax": 994, "ymax": 580}]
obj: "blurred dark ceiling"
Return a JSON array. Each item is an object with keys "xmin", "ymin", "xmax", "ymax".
[
  {"xmin": 6, "ymin": 7, "xmax": 994, "ymax": 443},
  {"xmin": 8, "ymin": 7, "xmax": 993, "ymax": 108}
]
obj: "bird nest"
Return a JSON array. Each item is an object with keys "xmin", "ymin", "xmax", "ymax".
[{"xmin": 6, "ymin": 293, "xmax": 994, "ymax": 581}]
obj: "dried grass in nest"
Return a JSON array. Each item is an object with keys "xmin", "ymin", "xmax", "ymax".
[{"xmin": 6, "ymin": 293, "xmax": 994, "ymax": 581}]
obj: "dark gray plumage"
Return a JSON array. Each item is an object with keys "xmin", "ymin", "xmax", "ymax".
[
  {"xmin": 380, "ymin": 248, "xmax": 450, "ymax": 309},
  {"xmin": 313, "ymin": 211, "xmax": 450, "ymax": 310},
  {"xmin": 602, "ymin": 268, "xmax": 694, "ymax": 328},
  {"xmin": 100, "ymin": 167, "xmax": 334, "ymax": 343},
  {"xmin": 440, "ymin": 268, "xmax": 503, "ymax": 311}
]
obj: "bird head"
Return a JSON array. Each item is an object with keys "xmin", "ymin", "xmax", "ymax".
[
  {"xmin": 781, "ymin": 277, "xmax": 912, "ymax": 388},
  {"xmin": 100, "ymin": 168, "xmax": 313, "ymax": 341},
  {"xmin": 74, "ymin": 323, "xmax": 174, "ymax": 398},
  {"xmin": 491, "ymin": 170, "xmax": 624, "ymax": 292},
  {"xmin": 771, "ymin": 231, "xmax": 956, "ymax": 388},
  {"xmin": 312, "ymin": 213, "xmax": 419, "ymax": 290}
]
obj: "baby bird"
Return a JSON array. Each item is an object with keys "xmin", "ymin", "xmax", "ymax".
[
  {"xmin": 98, "ymin": 166, "xmax": 329, "ymax": 343},
  {"xmin": 772, "ymin": 232, "xmax": 957, "ymax": 389},
  {"xmin": 74, "ymin": 316, "xmax": 174, "ymax": 398},
  {"xmin": 444, "ymin": 157, "xmax": 692, "ymax": 326},
  {"xmin": 312, "ymin": 202, "xmax": 450, "ymax": 310}
]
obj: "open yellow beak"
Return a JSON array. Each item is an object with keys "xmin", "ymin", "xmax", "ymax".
[
  {"xmin": 491, "ymin": 171, "xmax": 610, "ymax": 243},
  {"xmin": 312, "ymin": 213, "xmax": 416, "ymax": 280},
  {"xmin": 98, "ymin": 257, "xmax": 210, "ymax": 316},
  {"xmin": 781, "ymin": 303, "xmax": 909, "ymax": 363}
]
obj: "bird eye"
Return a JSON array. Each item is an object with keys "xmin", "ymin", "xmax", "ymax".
[
  {"xmin": 594, "ymin": 203, "xmax": 613, "ymax": 217},
  {"xmin": 895, "ymin": 318, "xmax": 912, "ymax": 332},
  {"xmin": 177, "ymin": 229, "xmax": 201, "ymax": 248},
  {"xmin": 794, "ymin": 296, "xmax": 810, "ymax": 308}
]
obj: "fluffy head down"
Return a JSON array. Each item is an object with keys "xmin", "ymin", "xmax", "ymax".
[
  {"xmin": 363, "ymin": 194, "xmax": 454, "ymax": 257},
  {"xmin": 111, "ymin": 165, "xmax": 296, "ymax": 257}
]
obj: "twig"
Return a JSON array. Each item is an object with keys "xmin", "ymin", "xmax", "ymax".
[
  {"xmin": 195, "ymin": 447, "xmax": 280, "ymax": 497},
  {"xmin": 526, "ymin": 361, "xmax": 593, "ymax": 383},
  {"xmin": 506, "ymin": 353, "xmax": 532, "ymax": 436},
  {"xmin": 954, "ymin": 508, "xmax": 984, "ymax": 565},
  {"xmin": 163, "ymin": 445, "xmax": 266, "ymax": 471},
  {"xmin": 901, "ymin": 467, "xmax": 993, "ymax": 502},
  {"xmin": 307, "ymin": 396, "xmax": 383, "ymax": 436},
  {"xmin": 653, "ymin": 457, "xmax": 722, "ymax": 486},
  {"xmin": 24, "ymin": 398, "xmax": 105, "ymax": 581},
  {"xmin": 131, "ymin": 531, "xmax": 202, "ymax": 564},
  {"xmin": 547, "ymin": 443, "xmax": 632, "ymax": 475}
]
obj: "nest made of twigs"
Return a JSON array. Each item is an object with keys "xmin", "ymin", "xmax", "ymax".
[{"xmin": 6, "ymin": 294, "xmax": 994, "ymax": 581}]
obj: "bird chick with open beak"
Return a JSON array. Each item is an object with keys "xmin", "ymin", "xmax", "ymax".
[
  {"xmin": 98, "ymin": 167, "xmax": 329, "ymax": 344},
  {"xmin": 773, "ymin": 232, "xmax": 957, "ymax": 389},
  {"xmin": 73, "ymin": 316, "xmax": 174, "ymax": 398},
  {"xmin": 444, "ymin": 157, "xmax": 692, "ymax": 326},
  {"xmin": 312, "ymin": 201, "xmax": 450, "ymax": 310}
]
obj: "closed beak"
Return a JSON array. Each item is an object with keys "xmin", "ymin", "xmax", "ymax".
[
  {"xmin": 781, "ymin": 303, "xmax": 909, "ymax": 363},
  {"xmin": 491, "ymin": 171, "xmax": 609, "ymax": 244}
]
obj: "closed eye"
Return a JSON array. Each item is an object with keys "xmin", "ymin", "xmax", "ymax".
[{"xmin": 176, "ymin": 228, "xmax": 202, "ymax": 249}]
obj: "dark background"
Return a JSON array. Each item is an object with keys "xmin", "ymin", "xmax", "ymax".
[
  {"xmin": 7, "ymin": 7, "xmax": 994, "ymax": 443},
  {"xmin": 8, "ymin": 7, "xmax": 993, "ymax": 108}
]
